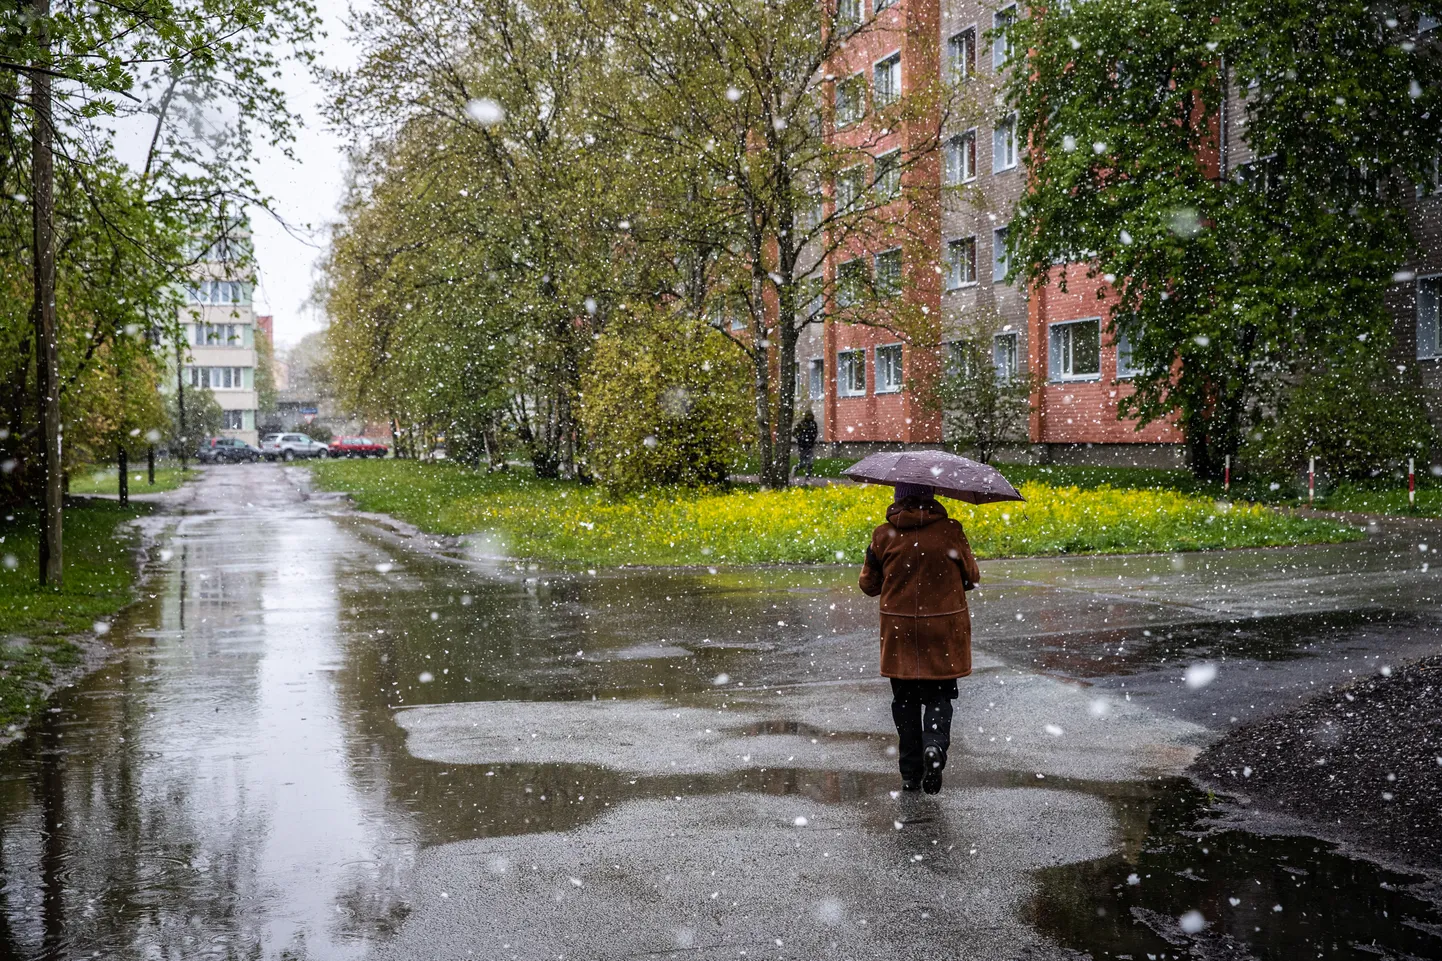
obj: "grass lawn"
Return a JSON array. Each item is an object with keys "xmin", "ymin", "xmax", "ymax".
[
  {"xmin": 68, "ymin": 464, "xmax": 195, "ymax": 496},
  {"xmin": 310, "ymin": 459, "xmax": 1360, "ymax": 566},
  {"xmin": 0, "ymin": 500, "xmax": 148, "ymax": 729}
]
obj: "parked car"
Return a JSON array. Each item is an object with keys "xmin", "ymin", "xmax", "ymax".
[
  {"xmin": 196, "ymin": 436, "xmax": 262, "ymax": 463},
  {"xmin": 261, "ymin": 433, "xmax": 330, "ymax": 461},
  {"xmin": 328, "ymin": 436, "xmax": 390, "ymax": 458}
]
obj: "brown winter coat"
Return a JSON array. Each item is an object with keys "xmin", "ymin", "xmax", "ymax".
[{"xmin": 858, "ymin": 497, "xmax": 981, "ymax": 679}]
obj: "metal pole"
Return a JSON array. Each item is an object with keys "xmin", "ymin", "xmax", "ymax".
[
  {"xmin": 1409, "ymin": 457, "xmax": 1416, "ymax": 509},
  {"xmin": 148, "ymin": 444, "xmax": 155, "ymax": 485},
  {"xmin": 117, "ymin": 445, "xmax": 128, "ymax": 506},
  {"xmin": 1308, "ymin": 456, "xmax": 1315, "ymax": 506},
  {"xmin": 1223, "ymin": 453, "xmax": 1231, "ymax": 493}
]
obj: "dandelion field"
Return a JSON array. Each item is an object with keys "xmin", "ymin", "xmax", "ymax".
[{"xmin": 311, "ymin": 460, "xmax": 1360, "ymax": 566}]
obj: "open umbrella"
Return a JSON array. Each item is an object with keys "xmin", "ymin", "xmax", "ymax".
[{"xmin": 843, "ymin": 450, "xmax": 1025, "ymax": 504}]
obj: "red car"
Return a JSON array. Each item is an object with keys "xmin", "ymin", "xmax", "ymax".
[{"xmin": 328, "ymin": 436, "xmax": 390, "ymax": 458}]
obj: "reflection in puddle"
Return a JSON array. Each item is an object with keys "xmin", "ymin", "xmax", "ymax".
[
  {"xmin": 988, "ymin": 609, "xmax": 1430, "ymax": 679},
  {"xmin": 1031, "ymin": 780, "xmax": 1442, "ymax": 960}
]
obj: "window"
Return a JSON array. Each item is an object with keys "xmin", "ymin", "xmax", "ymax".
[
  {"xmin": 946, "ymin": 237, "xmax": 977, "ymax": 289},
  {"xmin": 837, "ymin": 258, "xmax": 868, "ymax": 307},
  {"xmin": 876, "ymin": 344, "xmax": 903, "ymax": 392},
  {"xmin": 223, "ymin": 410, "xmax": 244, "ymax": 430},
  {"xmin": 993, "ymin": 332, "xmax": 1019, "ymax": 380},
  {"xmin": 875, "ymin": 248, "xmax": 902, "ymax": 296},
  {"xmin": 798, "ymin": 278, "xmax": 825, "ymax": 323},
  {"xmin": 875, "ymin": 0, "xmax": 896, "ymax": 10},
  {"xmin": 1419, "ymin": 277, "xmax": 1441, "ymax": 360},
  {"xmin": 835, "ymin": 74, "xmax": 865, "ymax": 126},
  {"xmin": 947, "ymin": 28, "xmax": 976, "ymax": 81},
  {"xmin": 993, "ymin": 225, "xmax": 1010, "ymax": 282},
  {"xmin": 873, "ymin": 53, "xmax": 901, "ymax": 107},
  {"xmin": 836, "ymin": 165, "xmax": 866, "ymax": 210},
  {"xmin": 1048, "ymin": 319, "xmax": 1102, "ymax": 380},
  {"xmin": 874, "ymin": 150, "xmax": 901, "ymax": 201},
  {"xmin": 1421, "ymin": 155, "xmax": 1442, "ymax": 198},
  {"xmin": 1116, "ymin": 327, "xmax": 1145, "ymax": 378},
  {"xmin": 809, "ymin": 358, "xmax": 825, "ymax": 399},
  {"xmin": 837, "ymin": 349, "xmax": 867, "ymax": 396},
  {"xmin": 993, "ymin": 5, "xmax": 1016, "ymax": 69},
  {"xmin": 948, "ymin": 340, "xmax": 972, "ymax": 377},
  {"xmin": 1422, "ymin": 13, "xmax": 1439, "ymax": 33},
  {"xmin": 993, "ymin": 114, "xmax": 1018, "ymax": 172},
  {"xmin": 945, "ymin": 130, "xmax": 977, "ymax": 185},
  {"xmin": 837, "ymin": 0, "xmax": 861, "ymax": 31}
]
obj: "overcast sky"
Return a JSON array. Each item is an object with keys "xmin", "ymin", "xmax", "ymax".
[{"xmin": 248, "ymin": 0, "xmax": 357, "ymax": 350}]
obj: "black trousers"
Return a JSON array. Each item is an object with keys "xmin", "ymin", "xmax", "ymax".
[{"xmin": 890, "ymin": 678, "xmax": 958, "ymax": 780}]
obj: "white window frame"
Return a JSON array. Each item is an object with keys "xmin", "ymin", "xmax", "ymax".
[
  {"xmin": 1115, "ymin": 327, "xmax": 1144, "ymax": 379},
  {"xmin": 1419, "ymin": 275, "xmax": 1441, "ymax": 360},
  {"xmin": 993, "ymin": 113, "xmax": 1018, "ymax": 173},
  {"xmin": 809, "ymin": 358, "xmax": 825, "ymax": 399},
  {"xmin": 947, "ymin": 27, "xmax": 976, "ymax": 82},
  {"xmin": 837, "ymin": 349, "xmax": 867, "ymax": 396},
  {"xmin": 993, "ymin": 224, "xmax": 1010, "ymax": 282},
  {"xmin": 946, "ymin": 237, "xmax": 977, "ymax": 290},
  {"xmin": 873, "ymin": 51, "xmax": 902, "ymax": 108},
  {"xmin": 945, "ymin": 129, "xmax": 977, "ymax": 185},
  {"xmin": 836, "ymin": 164, "xmax": 865, "ymax": 211},
  {"xmin": 875, "ymin": 343, "xmax": 904, "ymax": 393},
  {"xmin": 222, "ymin": 410, "xmax": 244, "ymax": 431},
  {"xmin": 874, "ymin": 149, "xmax": 901, "ymax": 201},
  {"xmin": 993, "ymin": 5, "xmax": 1016, "ymax": 70},
  {"xmin": 836, "ymin": 258, "xmax": 867, "ymax": 308},
  {"xmin": 993, "ymin": 332, "xmax": 1019, "ymax": 381},
  {"xmin": 875, "ymin": 247, "xmax": 903, "ymax": 297},
  {"xmin": 837, "ymin": 0, "xmax": 862, "ymax": 30},
  {"xmin": 875, "ymin": 0, "xmax": 896, "ymax": 11},
  {"xmin": 835, "ymin": 73, "xmax": 866, "ymax": 127},
  {"xmin": 1049, "ymin": 318, "xmax": 1103, "ymax": 382}
]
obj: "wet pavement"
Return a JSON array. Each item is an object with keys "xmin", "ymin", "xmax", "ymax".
[{"xmin": 0, "ymin": 463, "xmax": 1438, "ymax": 959}]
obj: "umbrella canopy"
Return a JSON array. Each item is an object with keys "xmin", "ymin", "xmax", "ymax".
[{"xmin": 843, "ymin": 450, "xmax": 1025, "ymax": 505}]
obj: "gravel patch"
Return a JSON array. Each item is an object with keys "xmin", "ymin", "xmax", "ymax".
[{"xmin": 1191, "ymin": 655, "xmax": 1442, "ymax": 867}]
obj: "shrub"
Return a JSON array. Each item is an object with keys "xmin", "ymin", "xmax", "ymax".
[
  {"xmin": 579, "ymin": 306, "xmax": 754, "ymax": 494},
  {"xmin": 1243, "ymin": 358, "xmax": 1434, "ymax": 481}
]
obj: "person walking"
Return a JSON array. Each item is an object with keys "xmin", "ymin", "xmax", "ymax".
[
  {"xmin": 794, "ymin": 410, "xmax": 819, "ymax": 479},
  {"xmin": 858, "ymin": 482, "xmax": 981, "ymax": 794}
]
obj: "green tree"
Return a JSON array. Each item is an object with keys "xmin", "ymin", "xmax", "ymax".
[
  {"xmin": 932, "ymin": 332, "xmax": 1035, "ymax": 465},
  {"xmin": 0, "ymin": 0, "xmax": 319, "ymax": 581},
  {"xmin": 1003, "ymin": 0, "xmax": 1442, "ymax": 478},
  {"xmin": 579, "ymin": 306, "xmax": 754, "ymax": 494},
  {"xmin": 603, "ymin": 0, "xmax": 966, "ymax": 488},
  {"xmin": 165, "ymin": 385, "xmax": 224, "ymax": 453}
]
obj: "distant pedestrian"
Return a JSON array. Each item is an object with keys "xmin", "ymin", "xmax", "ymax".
[
  {"xmin": 794, "ymin": 410, "xmax": 819, "ymax": 478},
  {"xmin": 858, "ymin": 483, "xmax": 981, "ymax": 794}
]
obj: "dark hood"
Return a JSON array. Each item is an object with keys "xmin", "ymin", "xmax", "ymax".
[{"xmin": 886, "ymin": 497, "xmax": 949, "ymax": 530}]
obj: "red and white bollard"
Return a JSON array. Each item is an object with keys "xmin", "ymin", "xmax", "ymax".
[
  {"xmin": 1409, "ymin": 457, "xmax": 1416, "ymax": 509},
  {"xmin": 1308, "ymin": 456, "xmax": 1316, "ymax": 506},
  {"xmin": 1223, "ymin": 454, "xmax": 1231, "ymax": 494}
]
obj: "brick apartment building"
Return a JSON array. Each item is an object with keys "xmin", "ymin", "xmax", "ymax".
[{"xmin": 796, "ymin": 2, "xmax": 1440, "ymax": 467}]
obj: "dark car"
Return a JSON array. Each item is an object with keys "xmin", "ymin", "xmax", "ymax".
[
  {"xmin": 328, "ymin": 436, "xmax": 390, "ymax": 458},
  {"xmin": 197, "ymin": 436, "xmax": 262, "ymax": 463}
]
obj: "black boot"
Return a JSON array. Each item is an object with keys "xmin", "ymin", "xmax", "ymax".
[{"xmin": 922, "ymin": 745, "xmax": 945, "ymax": 794}]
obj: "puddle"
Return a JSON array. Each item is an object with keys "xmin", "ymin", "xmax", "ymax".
[{"xmin": 1031, "ymin": 779, "xmax": 1442, "ymax": 960}]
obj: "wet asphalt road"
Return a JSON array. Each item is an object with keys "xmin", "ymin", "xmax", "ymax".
[{"xmin": 0, "ymin": 463, "xmax": 1438, "ymax": 960}]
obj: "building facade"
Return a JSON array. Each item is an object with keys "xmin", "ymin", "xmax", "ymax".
[
  {"xmin": 803, "ymin": 2, "xmax": 1436, "ymax": 467},
  {"xmin": 178, "ymin": 245, "xmax": 260, "ymax": 446}
]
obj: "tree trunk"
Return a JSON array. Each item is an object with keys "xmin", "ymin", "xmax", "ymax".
[
  {"xmin": 176, "ymin": 342, "xmax": 188, "ymax": 469},
  {"xmin": 147, "ymin": 444, "xmax": 155, "ymax": 485},
  {"xmin": 30, "ymin": 0, "xmax": 62, "ymax": 586},
  {"xmin": 117, "ymin": 446, "xmax": 128, "ymax": 506}
]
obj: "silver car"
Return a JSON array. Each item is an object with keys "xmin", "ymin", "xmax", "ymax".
[{"xmin": 261, "ymin": 432, "xmax": 330, "ymax": 461}]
